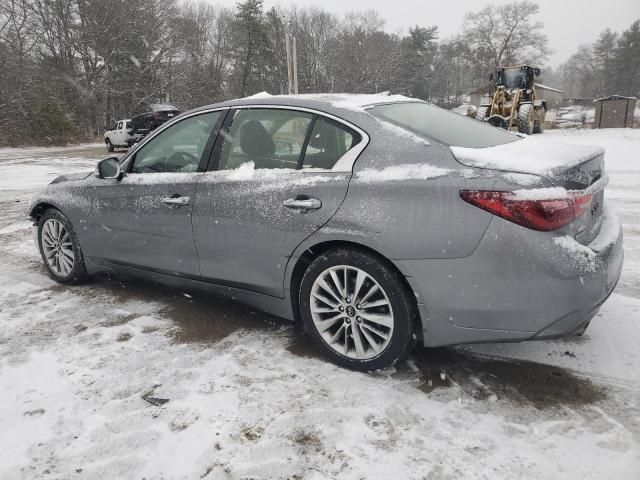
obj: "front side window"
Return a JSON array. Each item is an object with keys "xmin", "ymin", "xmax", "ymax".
[
  {"xmin": 218, "ymin": 109, "xmax": 313, "ymax": 171},
  {"xmin": 130, "ymin": 111, "xmax": 221, "ymax": 174},
  {"xmin": 302, "ymin": 117, "xmax": 360, "ymax": 170},
  {"xmin": 117, "ymin": 121, "xmax": 123, "ymax": 130}
]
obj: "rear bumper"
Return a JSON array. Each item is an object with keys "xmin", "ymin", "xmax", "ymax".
[{"xmin": 397, "ymin": 204, "xmax": 624, "ymax": 347}]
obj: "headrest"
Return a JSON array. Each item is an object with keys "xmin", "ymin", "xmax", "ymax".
[{"xmin": 239, "ymin": 120, "xmax": 276, "ymax": 157}]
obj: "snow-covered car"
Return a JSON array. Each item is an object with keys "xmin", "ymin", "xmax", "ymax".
[
  {"xmin": 104, "ymin": 119, "xmax": 140, "ymax": 152},
  {"xmin": 28, "ymin": 94, "xmax": 624, "ymax": 371}
]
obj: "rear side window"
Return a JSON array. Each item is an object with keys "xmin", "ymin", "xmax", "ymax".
[
  {"xmin": 368, "ymin": 102, "xmax": 519, "ymax": 148},
  {"xmin": 217, "ymin": 109, "xmax": 362, "ymax": 172},
  {"xmin": 302, "ymin": 117, "xmax": 360, "ymax": 170},
  {"xmin": 218, "ymin": 109, "xmax": 313, "ymax": 170}
]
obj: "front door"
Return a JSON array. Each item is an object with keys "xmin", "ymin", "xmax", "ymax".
[
  {"xmin": 91, "ymin": 110, "xmax": 224, "ymax": 276},
  {"xmin": 192, "ymin": 107, "xmax": 363, "ymax": 297},
  {"xmin": 112, "ymin": 121, "xmax": 125, "ymax": 146}
]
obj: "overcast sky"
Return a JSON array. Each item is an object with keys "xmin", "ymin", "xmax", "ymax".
[{"xmin": 213, "ymin": 0, "xmax": 640, "ymax": 67}]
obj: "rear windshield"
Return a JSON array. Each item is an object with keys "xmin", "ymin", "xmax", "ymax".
[{"xmin": 368, "ymin": 102, "xmax": 520, "ymax": 148}]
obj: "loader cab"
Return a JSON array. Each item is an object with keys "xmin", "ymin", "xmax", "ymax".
[{"xmin": 494, "ymin": 65, "xmax": 540, "ymax": 90}]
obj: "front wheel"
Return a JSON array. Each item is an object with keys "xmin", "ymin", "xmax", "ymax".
[
  {"xmin": 517, "ymin": 103, "xmax": 534, "ymax": 135},
  {"xmin": 299, "ymin": 249, "xmax": 416, "ymax": 371},
  {"xmin": 105, "ymin": 138, "xmax": 114, "ymax": 152},
  {"xmin": 38, "ymin": 209, "xmax": 88, "ymax": 284}
]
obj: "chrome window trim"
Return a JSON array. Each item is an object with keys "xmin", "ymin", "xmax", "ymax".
[{"xmin": 223, "ymin": 104, "xmax": 370, "ymax": 173}]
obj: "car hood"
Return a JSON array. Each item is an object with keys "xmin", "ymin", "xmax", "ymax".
[{"xmin": 49, "ymin": 170, "xmax": 94, "ymax": 184}]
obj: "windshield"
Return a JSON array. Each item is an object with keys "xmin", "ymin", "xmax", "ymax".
[
  {"xmin": 497, "ymin": 68, "xmax": 533, "ymax": 89},
  {"xmin": 368, "ymin": 102, "xmax": 520, "ymax": 148}
]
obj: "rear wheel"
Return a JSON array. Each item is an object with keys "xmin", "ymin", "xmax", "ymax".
[
  {"xmin": 105, "ymin": 138, "xmax": 114, "ymax": 152},
  {"xmin": 299, "ymin": 248, "xmax": 415, "ymax": 371},
  {"xmin": 517, "ymin": 103, "xmax": 534, "ymax": 135},
  {"xmin": 38, "ymin": 209, "xmax": 88, "ymax": 284},
  {"xmin": 533, "ymin": 107, "xmax": 545, "ymax": 134}
]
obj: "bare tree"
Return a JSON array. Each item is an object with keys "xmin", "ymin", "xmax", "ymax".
[{"xmin": 462, "ymin": 0, "xmax": 549, "ymax": 73}]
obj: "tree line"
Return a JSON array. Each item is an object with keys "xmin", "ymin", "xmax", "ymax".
[
  {"xmin": 0, "ymin": 0, "xmax": 636, "ymax": 146},
  {"xmin": 551, "ymin": 20, "xmax": 640, "ymax": 100}
]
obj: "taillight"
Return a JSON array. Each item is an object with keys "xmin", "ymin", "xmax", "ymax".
[{"xmin": 460, "ymin": 190, "xmax": 593, "ymax": 232}]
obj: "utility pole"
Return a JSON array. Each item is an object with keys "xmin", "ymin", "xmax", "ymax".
[{"xmin": 284, "ymin": 19, "xmax": 298, "ymax": 95}]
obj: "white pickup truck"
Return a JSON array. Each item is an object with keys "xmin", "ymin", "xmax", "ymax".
[{"xmin": 104, "ymin": 119, "xmax": 142, "ymax": 152}]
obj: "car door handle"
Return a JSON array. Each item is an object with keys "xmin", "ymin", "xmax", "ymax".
[
  {"xmin": 162, "ymin": 196, "xmax": 190, "ymax": 208},
  {"xmin": 283, "ymin": 196, "xmax": 322, "ymax": 212}
]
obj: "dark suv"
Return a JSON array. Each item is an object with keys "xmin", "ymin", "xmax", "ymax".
[{"xmin": 131, "ymin": 104, "xmax": 181, "ymax": 136}]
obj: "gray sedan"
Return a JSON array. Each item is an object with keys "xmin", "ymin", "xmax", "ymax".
[{"xmin": 28, "ymin": 94, "xmax": 624, "ymax": 371}]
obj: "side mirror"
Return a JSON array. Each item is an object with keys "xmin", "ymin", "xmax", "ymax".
[{"xmin": 95, "ymin": 157, "xmax": 123, "ymax": 180}]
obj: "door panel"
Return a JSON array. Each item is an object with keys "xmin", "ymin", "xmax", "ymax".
[
  {"xmin": 191, "ymin": 107, "xmax": 361, "ymax": 297},
  {"xmin": 193, "ymin": 171, "xmax": 350, "ymax": 296},
  {"xmin": 89, "ymin": 111, "xmax": 223, "ymax": 276},
  {"xmin": 92, "ymin": 174, "xmax": 200, "ymax": 274},
  {"xmin": 113, "ymin": 121, "xmax": 124, "ymax": 145}
]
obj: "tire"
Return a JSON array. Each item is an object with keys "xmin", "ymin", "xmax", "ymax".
[
  {"xmin": 533, "ymin": 107, "xmax": 545, "ymax": 134},
  {"xmin": 299, "ymin": 248, "xmax": 416, "ymax": 371},
  {"xmin": 517, "ymin": 103, "xmax": 534, "ymax": 135},
  {"xmin": 38, "ymin": 209, "xmax": 88, "ymax": 284},
  {"xmin": 105, "ymin": 138, "xmax": 114, "ymax": 153},
  {"xmin": 476, "ymin": 105, "xmax": 489, "ymax": 121},
  {"xmin": 575, "ymin": 320, "xmax": 590, "ymax": 336}
]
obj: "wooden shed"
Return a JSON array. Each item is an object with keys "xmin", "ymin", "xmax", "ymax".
[
  {"xmin": 533, "ymin": 83, "xmax": 565, "ymax": 109},
  {"xmin": 593, "ymin": 95, "xmax": 637, "ymax": 128}
]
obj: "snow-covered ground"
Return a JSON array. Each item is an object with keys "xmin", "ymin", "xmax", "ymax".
[{"xmin": 0, "ymin": 132, "xmax": 639, "ymax": 479}]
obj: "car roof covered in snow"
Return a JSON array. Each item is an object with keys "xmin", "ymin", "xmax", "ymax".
[{"xmin": 188, "ymin": 92, "xmax": 424, "ymax": 120}]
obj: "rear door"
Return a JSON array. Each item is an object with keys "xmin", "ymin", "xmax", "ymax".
[
  {"xmin": 91, "ymin": 110, "xmax": 225, "ymax": 276},
  {"xmin": 192, "ymin": 107, "xmax": 365, "ymax": 297}
]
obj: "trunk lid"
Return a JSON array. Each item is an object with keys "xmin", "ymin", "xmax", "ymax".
[{"xmin": 451, "ymin": 136, "xmax": 606, "ymax": 245}]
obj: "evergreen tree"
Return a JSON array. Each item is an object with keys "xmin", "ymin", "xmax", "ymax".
[{"xmin": 612, "ymin": 20, "xmax": 640, "ymax": 97}]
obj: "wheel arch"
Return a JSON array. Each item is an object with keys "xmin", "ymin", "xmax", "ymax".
[
  {"xmin": 29, "ymin": 201, "xmax": 63, "ymax": 222},
  {"xmin": 287, "ymin": 239, "xmax": 423, "ymax": 340}
]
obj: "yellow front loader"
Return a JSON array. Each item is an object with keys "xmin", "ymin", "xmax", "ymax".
[{"xmin": 477, "ymin": 65, "xmax": 546, "ymax": 134}]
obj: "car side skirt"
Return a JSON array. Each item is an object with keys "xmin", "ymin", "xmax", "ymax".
[{"xmin": 84, "ymin": 257, "xmax": 296, "ymax": 322}]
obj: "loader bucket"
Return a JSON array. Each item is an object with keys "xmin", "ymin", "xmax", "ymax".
[{"xmin": 487, "ymin": 115, "xmax": 509, "ymax": 130}]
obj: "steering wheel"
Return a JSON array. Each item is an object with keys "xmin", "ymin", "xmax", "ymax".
[{"xmin": 164, "ymin": 151, "xmax": 199, "ymax": 172}]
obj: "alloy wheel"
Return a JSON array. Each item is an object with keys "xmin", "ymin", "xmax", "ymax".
[
  {"xmin": 309, "ymin": 265, "xmax": 394, "ymax": 360},
  {"xmin": 41, "ymin": 219, "xmax": 75, "ymax": 277}
]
